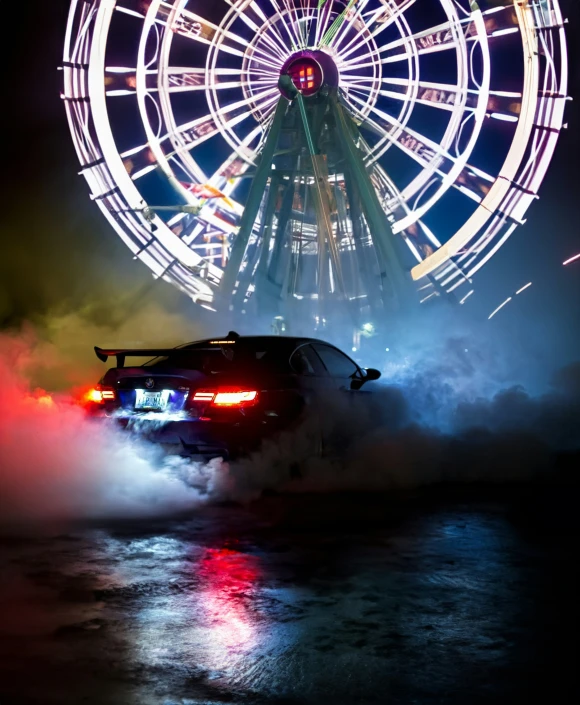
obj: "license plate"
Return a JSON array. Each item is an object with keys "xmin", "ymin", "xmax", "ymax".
[{"xmin": 135, "ymin": 390, "xmax": 168, "ymax": 410}]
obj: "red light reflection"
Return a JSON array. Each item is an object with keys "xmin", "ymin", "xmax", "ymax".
[{"xmin": 197, "ymin": 547, "xmax": 262, "ymax": 652}]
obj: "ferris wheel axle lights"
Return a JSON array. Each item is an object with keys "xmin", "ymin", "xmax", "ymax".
[
  {"xmin": 279, "ymin": 50, "xmax": 339, "ymax": 99},
  {"xmin": 287, "ymin": 57, "xmax": 324, "ymax": 96}
]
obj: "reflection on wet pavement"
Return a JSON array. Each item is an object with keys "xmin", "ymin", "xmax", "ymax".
[{"xmin": 0, "ymin": 491, "xmax": 578, "ymax": 704}]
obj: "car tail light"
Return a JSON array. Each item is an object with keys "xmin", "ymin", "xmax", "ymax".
[
  {"xmin": 192, "ymin": 391, "xmax": 216, "ymax": 403},
  {"xmin": 214, "ymin": 390, "xmax": 257, "ymax": 406},
  {"xmin": 86, "ymin": 386, "xmax": 116, "ymax": 404},
  {"xmin": 192, "ymin": 389, "xmax": 258, "ymax": 407}
]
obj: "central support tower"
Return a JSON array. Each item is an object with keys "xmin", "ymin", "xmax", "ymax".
[{"xmin": 218, "ymin": 50, "xmax": 414, "ymax": 334}]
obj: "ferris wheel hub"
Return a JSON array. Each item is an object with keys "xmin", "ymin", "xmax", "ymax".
[{"xmin": 279, "ymin": 50, "xmax": 339, "ymax": 99}]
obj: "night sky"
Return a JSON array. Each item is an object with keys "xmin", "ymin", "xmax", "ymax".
[{"xmin": 2, "ymin": 0, "xmax": 579, "ymax": 372}]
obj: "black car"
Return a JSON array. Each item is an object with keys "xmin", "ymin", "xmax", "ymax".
[{"xmin": 88, "ymin": 331, "xmax": 381, "ymax": 459}]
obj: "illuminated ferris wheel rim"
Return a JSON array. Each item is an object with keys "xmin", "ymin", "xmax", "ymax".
[{"xmin": 62, "ymin": 0, "xmax": 569, "ymax": 310}]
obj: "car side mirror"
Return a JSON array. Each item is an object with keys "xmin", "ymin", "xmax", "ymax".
[
  {"xmin": 350, "ymin": 367, "xmax": 381, "ymax": 390},
  {"xmin": 365, "ymin": 368, "xmax": 381, "ymax": 381}
]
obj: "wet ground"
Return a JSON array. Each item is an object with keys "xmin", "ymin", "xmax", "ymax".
[{"xmin": 0, "ymin": 482, "xmax": 578, "ymax": 705}]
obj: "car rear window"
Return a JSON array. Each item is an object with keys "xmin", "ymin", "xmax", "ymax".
[{"xmin": 144, "ymin": 340, "xmax": 292, "ymax": 375}]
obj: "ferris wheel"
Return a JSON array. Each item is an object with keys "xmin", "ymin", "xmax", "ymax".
[{"xmin": 62, "ymin": 0, "xmax": 568, "ymax": 325}]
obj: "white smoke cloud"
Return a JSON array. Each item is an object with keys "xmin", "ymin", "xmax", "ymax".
[
  {"xmin": 0, "ymin": 329, "xmax": 232, "ymax": 526},
  {"xmin": 1, "ymin": 316, "xmax": 579, "ymax": 529}
]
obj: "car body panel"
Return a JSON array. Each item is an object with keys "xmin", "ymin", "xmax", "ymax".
[{"xmin": 89, "ymin": 334, "xmax": 380, "ymax": 459}]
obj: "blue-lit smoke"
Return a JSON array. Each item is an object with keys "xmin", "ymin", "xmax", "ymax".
[
  {"xmin": 1, "ymin": 301, "xmax": 579, "ymax": 525},
  {"xmin": 316, "ymin": 303, "xmax": 561, "ymax": 430}
]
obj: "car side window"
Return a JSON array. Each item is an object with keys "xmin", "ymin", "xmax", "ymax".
[
  {"xmin": 290, "ymin": 344, "xmax": 326, "ymax": 376},
  {"xmin": 312, "ymin": 344, "xmax": 360, "ymax": 378}
]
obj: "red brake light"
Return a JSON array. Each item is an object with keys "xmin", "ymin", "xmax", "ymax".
[
  {"xmin": 87, "ymin": 388, "xmax": 103, "ymax": 404},
  {"xmin": 214, "ymin": 391, "xmax": 257, "ymax": 406},
  {"xmin": 192, "ymin": 389, "xmax": 258, "ymax": 407},
  {"xmin": 85, "ymin": 386, "xmax": 116, "ymax": 404},
  {"xmin": 193, "ymin": 391, "xmax": 216, "ymax": 402}
]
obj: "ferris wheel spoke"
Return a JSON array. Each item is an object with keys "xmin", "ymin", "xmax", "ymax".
[
  {"xmin": 170, "ymin": 11, "xmax": 243, "ymax": 58},
  {"xmin": 342, "ymin": 85, "xmax": 376, "ymax": 105},
  {"xmin": 240, "ymin": 68, "xmax": 281, "ymax": 81},
  {"xmin": 253, "ymin": 29, "xmax": 289, "ymax": 62},
  {"xmin": 227, "ymin": 2, "xmax": 288, "ymax": 61},
  {"xmin": 333, "ymin": 0, "xmax": 417, "ymax": 59},
  {"xmin": 209, "ymin": 125, "xmax": 264, "ymax": 189},
  {"xmin": 294, "ymin": 0, "xmax": 310, "ymax": 46},
  {"xmin": 172, "ymin": 91, "xmax": 272, "ymax": 137},
  {"xmin": 321, "ymin": 0, "xmax": 372, "ymax": 50},
  {"xmin": 172, "ymin": 8, "xmax": 282, "ymax": 70},
  {"xmin": 266, "ymin": 0, "xmax": 303, "ymax": 50},
  {"xmin": 251, "ymin": 8, "xmax": 295, "ymax": 57},
  {"xmin": 371, "ymin": 136, "xmax": 495, "ymax": 221},
  {"xmin": 235, "ymin": 89, "xmax": 280, "ymax": 123},
  {"xmin": 347, "ymin": 92, "xmax": 457, "ymax": 170},
  {"xmin": 164, "ymin": 66, "xmax": 278, "ymax": 98},
  {"xmin": 250, "ymin": 2, "xmax": 293, "ymax": 56},
  {"xmin": 340, "ymin": 14, "xmax": 474, "ymax": 71},
  {"xmin": 242, "ymin": 53, "xmax": 285, "ymax": 74},
  {"xmin": 313, "ymin": 0, "xmax": 335, "ymax": 48},
  {"xmin": 166, "ymin": 70, "xmax": 243, "ymax": 93},
  {"xmin": 342, "ymin": 76, "xmax": 470, "ymax": 113},
  {"xmin": 164, "ymin": 66, "xmax": 233, "ymax": 91},
  {"xmin": 233, "ymin": 40, "xmax": 284, "ymax": 72},
  {"xmin": 166, "ymin": 89, "xmax": 279, "ymax": 158},
  {"xmin": 280, "ymin": 0, "xmax": 308, "ymax": 49},
  {"xmin": 375, "ymin": 135, "xmax": 439, "ymax": 178},
  {"xmin": 449, "ymin": 165, "xmax": 495, "ymax": 204},
  {"xmin": 378, "ymin": 18, "xmax": 471, "ymax": 55}
]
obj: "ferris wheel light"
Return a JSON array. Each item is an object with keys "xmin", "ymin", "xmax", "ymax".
[
  {"xmin": 105, "ymin": 66, "xmax": 135, "ymax": 73},
  {"xmin": 563, "ymin": 253, "xmax": 580, "ymax": 266},
  {"xmin": 515, "ymin": 282, "xmax": 532, "ymax": 295},
  {"xmin": 488, "ymin": 297, "xmax": 512, "ymax": 320},
  {"xmin": 491, "ymin": 27, "xmax": 519, "ymax": 38},
  {"xmin": 115, "ymin": 6, "xmax": 145, "ymax": 19},
  {"xmin": 489, "ymin": 90, "xmax": 522, "ymax": 98},
  {"xmin": 483, "ymin": 6, "xmax": 510, "ymax": 15},
  {"xmin": 490, "ymin": 113, "xmax": 519, "ymax": 122}
]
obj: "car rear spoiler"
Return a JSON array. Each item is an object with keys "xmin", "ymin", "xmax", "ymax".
[
  {"xmin": 94, "ymin": 332, "xmax": 240, "ymax": 367},
  {"xmin": 94, "ymin": 347, "xmax": 176, "ymax": 367}
]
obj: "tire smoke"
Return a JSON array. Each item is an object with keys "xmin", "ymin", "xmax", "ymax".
[
  {"xmin": 1, "ymin": 322, "xmax": 579, "ymax": 528},
  {"xmin": 0, "ymin": 330, "xmax": 232, "ymax": 525}
]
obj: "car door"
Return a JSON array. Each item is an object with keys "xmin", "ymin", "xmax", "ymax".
[
  {"xmin": 308, "ymin": 343, "xmax": 368, "ymax": 455},
  {"xmin": 310, "ymin": 343, "xmax": 362, "ymax": 391},
  {"xmin": 289, "ymin": 343, "xmax": 332, "ymax": 399},
  {"xmin": 285, "ymin": 343, "xmax": 334, "ymax": 454}
]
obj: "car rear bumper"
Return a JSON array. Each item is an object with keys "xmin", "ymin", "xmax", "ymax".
[{"xmin": 114, "ymin": 416, "xmax": 267, "ymax": 460}]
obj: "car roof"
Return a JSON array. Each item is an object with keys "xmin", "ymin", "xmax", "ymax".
[
  {"xmin": 177, "ymin": 335, "xmax": 333, "ymax": 350},
  {"xmin": 94, "ymin": 334, "xmax": 348, "ymax": 368}
]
